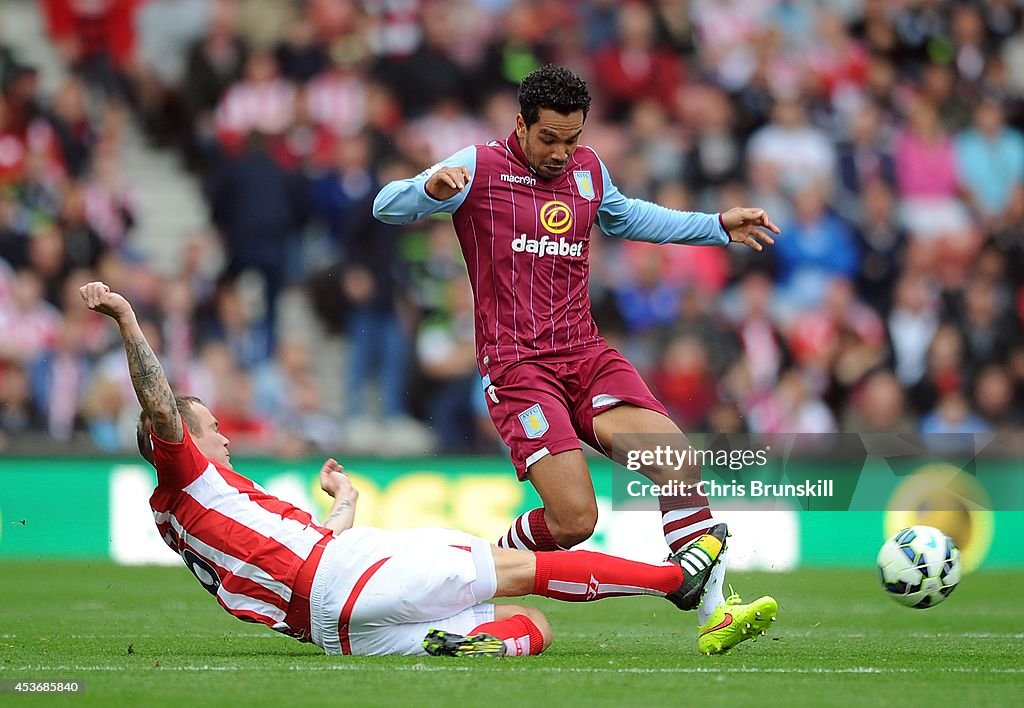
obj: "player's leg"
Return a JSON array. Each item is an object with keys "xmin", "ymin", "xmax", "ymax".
[
  {"xmin": 489, "ymin": 526, "xmax": 726, "ymax": 611},
  {"xmin": 424, "ymin": 604, "xmax": 552, "ymax": 657},
  {"xmin": 591, "ymin": 403, "xmax": 729, "ymax": 625},
  {"xmin": 573, "ymin": 347, "xmax": 720, "ymax": 553},
  {"xmin": 484, "ymin": 362, "xmax": 596, "ymax": 550},
  {"xmin": 575, "ymin": 345, "xmax": 731, "ymax": 625},
  {"xmin": 592, "ymin": 404, "xmax": 716, "ymax": 548},
  {"xmin": 309, "ymin": 527, "xmax": 500, "ymax": 655},
  {"xmin": 522, "ymin": 450, "xmax": 599, "ymax": 549}
]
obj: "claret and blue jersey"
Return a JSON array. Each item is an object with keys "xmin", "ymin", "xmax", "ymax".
[{"xmin": 373, "ymin": 131, "xmax": 728, "ymax": 380}]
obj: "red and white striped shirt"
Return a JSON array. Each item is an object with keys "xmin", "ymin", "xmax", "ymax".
[
  {"xmin": 214, "ymin": 79, "xmax": 296, "ymax": 149},
  {"xmin": 150, "ymin": 423, "xmax": 332, "ymax": 633}
]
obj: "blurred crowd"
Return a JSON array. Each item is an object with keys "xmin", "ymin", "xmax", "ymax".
[{"xmin": 2, "ymin": 0, "xmax": 1024, "ymax": 457}]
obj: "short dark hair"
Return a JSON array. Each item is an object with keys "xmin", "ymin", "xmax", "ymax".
[
  {"xmin": 518, "ymin": 64, "xmax": 591, "ymax": 127},
  {"xmin": 136, "ymin": 396, "xmax": 204, "ymax": 467}
]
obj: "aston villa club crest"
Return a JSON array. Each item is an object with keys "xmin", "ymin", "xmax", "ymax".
[
  {"xmin": 518, "ymin": 404, "xmax": 549, "ymax": 439},
  {"xmin": 573, "ymin": 170, "xmax": 595, "ymax": 200}
]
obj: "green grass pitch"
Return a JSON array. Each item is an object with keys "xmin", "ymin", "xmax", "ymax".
[{"xmin": 1, "ymin": 562, "xmax": 1020, "ymax": 707}]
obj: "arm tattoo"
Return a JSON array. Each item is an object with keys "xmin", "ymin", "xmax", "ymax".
[
  {"xmin": 122, "ymin": 324, "xmax": 182, "ymax": 442},
  {"xmin": 325, "ymin": 500, "xmax": 354, "ymax": 529},
  {"xmin": 326, "ymin": 501, "xmax": 352, "ymax": 521}
]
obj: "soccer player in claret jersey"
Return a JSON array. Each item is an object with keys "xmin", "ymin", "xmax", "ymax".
[
  {"xmin": 373, "ymin": 64, "xmax": 781, "ymax": 653},
  {"xmin": 80, "ymin": 280, "xmax": 774, "ymax": 657}
]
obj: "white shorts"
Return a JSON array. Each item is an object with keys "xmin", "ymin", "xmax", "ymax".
[{"xmin": 309, "ymin": 527, "xmax": 498, "ymax": 656}]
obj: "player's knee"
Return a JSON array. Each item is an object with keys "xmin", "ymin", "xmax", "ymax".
[
  {"xmin": 642, "ymin": 457, "xmax": 700, "ymax": 486},
  {"xmin": 547, "ymin": 511, "xmax": 597, "ymax": 548},
  {"xmin": 517, "ymin": 606, "xmax": 553, "ymax": 652}
]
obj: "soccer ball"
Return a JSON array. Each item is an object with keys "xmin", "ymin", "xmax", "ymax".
[{"xmin": 876, "ymin": 525, "xmax": 962, "ymax": 608}]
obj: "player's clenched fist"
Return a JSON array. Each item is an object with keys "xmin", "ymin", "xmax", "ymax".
[
  {"xmin": 425, "ymin": 166, "xmax": 472, "ymax": 201},
  {"xmin": 79, "ymin": 281, "xmax": 133, "ymax": 321}
]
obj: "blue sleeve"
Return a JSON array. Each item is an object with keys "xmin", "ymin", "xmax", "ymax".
[
  {"xmin": 595, "ymin": 159, "xmax": 728, "ymax": 246},
  {"xmin": 372, "ymin": 146, "xmax": 477, "ymax": 224}
]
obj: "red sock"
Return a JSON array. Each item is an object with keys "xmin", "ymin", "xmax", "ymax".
[
  {"xmin": 471, "ymin": 614, "xmax": 545, "ymax": 656},
  {"xmin": 532, "ymin": 550, "xmax": 682, "ymax": 601},
  {"xmin": 660, "ymin": 496, "xmax": 715, "ymax": 554},
  {"xmin": 497, "ymin": 508, "xmax": 563, "ymax": 551}
]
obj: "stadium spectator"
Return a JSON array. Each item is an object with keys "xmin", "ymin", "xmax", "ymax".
[
  {"xmin": 415, "ymin": 279, "xmax": 480, "ymax": 452},
  {"xmin": 476, "ymin": 0, "xmax": 556, "ymax": 95},
  {"xmin": 210, "ymin": 366, "xmax": 275, "ymax": 452},
  {"xmin": 652, "ymin": 334, "xmax": 719, "ymax": 430},
  {"xmin": 909, "ymin": 324, "xmax": 968, "ymax": 416},
  {"xmin": 131, "ymin": 0, "xmax": 208, "ymax": 148},
  {"xmin": 252, "ymin": 338, "xmax": 314, "ymax": 417},
  {"xmin": 373, "ymin": 0, "xmax": 472, "ymax": 118},
  {"xmin": 614, "ymin": 246, "xmax": 682, "ymax": 336},
  {"xmin": 747, "ymin": 98, "xmax": 836, "ymax": 194},
  {"xmin": 957, "ymin": 277, "xmax": 1020, "ymax": 370},
  {"xmin": 0, "ymin": 268, "xmax": 61, "ymax": 366},
  {"xmin": 721, "ymin": 271, "xmax": 788, "ymax": 395},
  {"xmin": 0, "ymin": 194, "xmax": 28, "ymax": 266},
  {"xmin": 683, "ymin": 86, "xmax": 744, "ymax": 198},
  {"xmin": 894, "ymin": 98, "xmax": 972, "ymax": 241},
  {"xmin": 841, "ymin": 369, "xmax": 915, "ymax": 435},
  {"xmin": 592, "ymin": 2, "xmax": 685, "ymax": 122},
  {"xmin": 305, "ymin": 56, "xmax": 372, "ymax": 141},
  {"xmin": 274, "ymin": 14, "xmax": 328, "ymax": 84},
  {"xmin": 851, "ymin": 179, "xmax": 907, "ymax": 313},
  {"xmin": 197, "ymin": 279, "xmax": 272, "ymax": 370},
  {"xmin": 206, "ymin": 131, "xmax": 308, "ymax": 343},
  {"xmin": 213, "ymin": 50, "xmax": 296, "ymax": 153},
  {"xmin": 82, "ymin": 147, "xmax": 137, "ymax": 254},
  {"xmin": 41, "ymin": 0, "xmax": 138, "ymax": 99},
  {"xmin": 273, "ymin": 368, "xmax": 343, "ymax": 457},
  {"xmin": 805, "ymin": 9, "xmax": 870, "ymax": 109},
  {"xmin": 774, "ymin": 183, "xmax": 860, "ymax": 312},
  {"xmin": 29, "ymin": 314, "xmax": 92, "ymax": 441},
  {"xmin": 0, "ymin": 362, "xmax": 46, "ymax": 442},
  {"xmin": 336, "ymin": 158, "xmax": 422, "ymax": 442},
  {"xmin": 402, "ymin": 98, "xmax": 492, "ymax": 166},
  {"xmin": 746, "ymin": 367, "xmax": 837, "ymax": 435},
  {"xmin": 309, "ymin": 131, "xmax": 375, "ymax": 246},
  {"xmin": 47, "ymin": 78, "xmax": 96, "ymax": 178},
  {"xmin": 920, "ymin": 391, "xmax": 993, "ymax": 441},
  {"xmin": 623, "ymin": 99, "xmax": 686, "ymax": 188},
  {"xmin": 887, "ymin": 275, "xmax": 941, "ymax": 388},
  {"xmin": 181, "ymin": 0, "xmax": 249, "ymax": 165},
  {"xmin": 836, "ymin": 102, "xmax": 895, "ymax": 204},
  {"xmin": 973, "ymin": 364, "xmax": 1022, "ymax": 430},
  {"xmin": 269, "ymin": 86, "xmax": 336, "ymax": 172},
  {"xmin": 955, "ymin": 99, "xmax": 1024, "ymax": 229}
]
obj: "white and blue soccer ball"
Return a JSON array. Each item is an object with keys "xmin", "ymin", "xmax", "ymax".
[{"xmin": 877, "ymin": 525, "xmax": 962, "ymax": 608}]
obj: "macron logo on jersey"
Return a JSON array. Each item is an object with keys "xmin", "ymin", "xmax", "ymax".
[
  {"xmin": 512, "ymin": 233, "xmax": 583, "ymax": 258},
  {"xmin": 500, "ymin": 173, "xmax": 537, "ymax": 186}
]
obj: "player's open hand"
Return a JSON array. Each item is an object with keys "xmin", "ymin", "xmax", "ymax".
[
  {"xmin": 320, "ymin": 458, "xmax": 358, "ymax": 502},
  {"xmin": 721, "ymin": 208, "xmax": 780, "ymax": 252},
  {"xmin": 425, "ymin": 166, "xmax": 472, "ymax": 201},
  {"xmin": 79, "ymin": 281, "xmax": 133, "ymax": 321}
]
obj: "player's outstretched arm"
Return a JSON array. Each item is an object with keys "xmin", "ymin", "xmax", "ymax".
[
  {"xmin": 372, "ymin": 146, "xmax": 477, "ymax": 224},
  {"xmin": 319, "ymin": 458, "xmax": 358, "ymax": 535},
  {"xmin": 79, "ymin": 281, "xmax": 182, "ymax": 443}
]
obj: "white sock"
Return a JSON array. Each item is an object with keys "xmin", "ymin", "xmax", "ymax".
[{"xmin": 697, "ymin": 546, "xmax": 729, "ymax": 625}]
